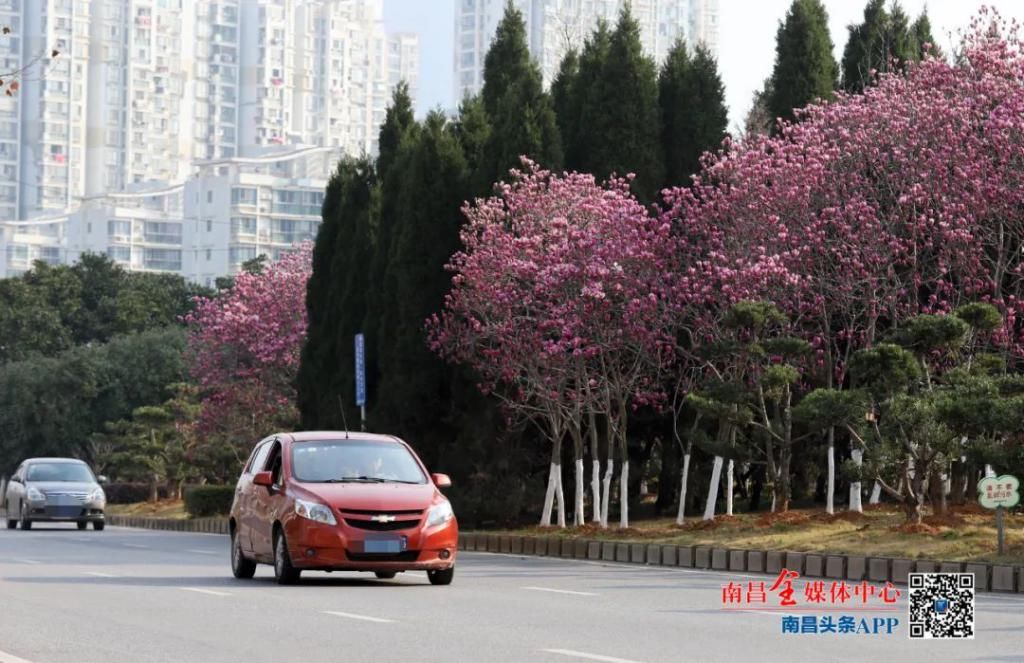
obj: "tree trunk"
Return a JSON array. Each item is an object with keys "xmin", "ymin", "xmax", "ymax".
[
  {"xmin": 676, "ymin": 452, "xmax": 691, "ymax": 525},
  {"xmin": 774, "ymin": 449, "xmax": 792, "ymax": 512},
  {"xmin": 726, "ymin": 459, "xmax": 734, "ymax": 516},
  {"xmin": 869, "ymin": 481, "xmax": 881, "ymax": 504},
  {"xmin": 574, "ymin": 458, "xmax": 585, "ymax": 527},
  {"xmin": 149, "ymin": 474, "xmax": 159, "ymax": 503},
  {"xmin": 703, "ymin": 456, "xmax": 723, "ymax": 521},
  {"xmin": 748, "ymin": 463, "xmax": 765, "ymax": 512},
  {"xmin": 555, "ymin": 463, "xmax": 566, "ymax": 528},
  {"xmin": 826, "ymin": 427, "xmax": 835, "ymax": 515},
  {"xmin": 618, "ymin": 460, "xmax": 630, "ymax": 528},
  {"xmin": 591, "ymin": 459, "xmax": 601, "ymax": 525},
  {"xmin": 849, "ymin": 448, "xmax": 863, "ymax": 513},
  {"xmin": 600, "ymin": 458, "xmax": 614, "ymax": 528},
  {"xmin": 541, "ymin": 461, "xmax": 558, "ymax": 527}
]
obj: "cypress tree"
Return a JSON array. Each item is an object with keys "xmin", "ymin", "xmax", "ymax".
[
  {"xmin": 578, "ymin": 5, "xmax": 662, "ymax": 201},
  {"xmin": 376, "ymin": 81, "xmax": 415, "ymax": 182},
  {"xmin": 659, "ymin": 41, "xmax": 728, "ymax": 189},
  {"xmin": 842, "ymin": 0, "xmax": 930, "ymax": 93},
  {"xmin": 373, "ymin": 112, "xmax": 469, "ymax": 454},
  {"xmin": 564, "ymin": 21, "xmax": 611, "ymax": 172},
  {"xmin": 767, "ymin": 0, "xmax": 837, "ymax": 128},
  {"xmin": 911, "ymin": 12, "xmax": 940, "ymax": 59},
  {"xmin": 479, "ymin": 2, "xmax": 561, "ymax": 187},
  {"xmin": 551, "ymin": 49, "xmax": 579, "ymax": 167},
  {"xmin": 451, "ymin": 93, "xmax": 491, "ymax": 191}
]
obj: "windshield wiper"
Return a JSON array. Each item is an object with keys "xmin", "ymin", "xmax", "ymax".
[{"xmin": 322, "ymin": 476, "xmax": 422, "ymax": 484}]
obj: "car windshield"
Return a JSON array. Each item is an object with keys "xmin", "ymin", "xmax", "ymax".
[
  {"xmin": 26, "ymin": 463, "xmax": 95, "ymax": 483},
  {"xmin": 291, "ymin": 440, "xmax": 427, "ymax": 484}
]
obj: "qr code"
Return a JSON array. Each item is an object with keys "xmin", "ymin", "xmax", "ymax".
[{"xmin": 908, "ymin": 573, "xmax": 975, "ymax": 639}]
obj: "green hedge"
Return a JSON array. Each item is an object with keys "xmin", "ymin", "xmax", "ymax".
[{"xmin": 183, "ymin": 485, "xmax": 235, "ymax": 518}]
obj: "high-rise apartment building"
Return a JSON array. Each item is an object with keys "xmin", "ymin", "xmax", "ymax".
[
  {"xmin": 0, "ymin": 0, "xmax": 417, "ymax": 278},
  {"xmin": 453, "ymin": 0, "xmax": 718, "ymax": 102}
]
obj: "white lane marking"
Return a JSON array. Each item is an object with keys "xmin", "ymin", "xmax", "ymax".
[
  {"xmin": 523, "ymin": 586, "xmax": 599, "ymax": 597},
  {"xmin": 541, "ymin": 649, "xmax": 645, "ymax": 663},
  {"xmin": 323, "ymin": 610, "xmax": 395, "ymax": 624},
  {"xmin": 0, "ymin": 648, "xmax": 36, "ymax": 663},
  {"xmin": 122, "ymin": 543, "xmax": 149, "ymax": 549},
  {"xmin": 179, "ymin": 587, "xmax": 231, "ymax": 597},
  {"xmin": 82, "ymin": 571, "xmax": 119, "ymax": 578},
  {"xmin": 12, "ymin": 559, "xmax": 40, "ymax": 565},
  {"xmin": 186, "ymin": 549, "xmax": 219, "ymax": 555}
]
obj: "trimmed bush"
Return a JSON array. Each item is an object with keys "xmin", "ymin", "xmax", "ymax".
[
  {"xmin": 104, "ymin": 483, "xmax": 171, "ymax": 504},
  {"xmin": 183, "ymin": 485, "xmax": 235, "ymax": 518}
]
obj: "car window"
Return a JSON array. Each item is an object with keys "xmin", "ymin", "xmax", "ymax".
[
  {"xmin": 291, "ymin": 440, "xmax": 427, "ymax": 484},
  {"xmin": 246, "ymin": 442, "xmax": 272, "ymax": 475},
  {"xmin": 25, "ymin": 463, "xmax": 95, "ymax": 483},
  {"xmin": 265, "ymin": 442, "xmax": 283, "ymax": 486}
]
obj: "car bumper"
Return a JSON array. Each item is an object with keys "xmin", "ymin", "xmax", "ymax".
[
  {"xmin": 27, "ymin": 505, "xmax": 105, "ymax": 521},
  {"xmin": 284, "ymin": 519, "xmax": 459, "ymax": 571}
]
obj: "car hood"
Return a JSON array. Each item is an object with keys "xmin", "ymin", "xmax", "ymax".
[
  {"xmin": 301, "ymin": 482, "xmax": 438, "ymax": 512},
  {"xmin": 28, "ymin": 481, "xmax": 98, "ymax": 493}
]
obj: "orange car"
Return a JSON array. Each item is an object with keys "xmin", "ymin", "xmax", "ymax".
[{"xmin": 229, "ymin": 431, "xmax": 457, "ymax": 585}]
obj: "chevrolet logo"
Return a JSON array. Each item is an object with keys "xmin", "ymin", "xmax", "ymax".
[{"xmin": 371, "ymin": 515, "xmax": 396, "ymax": 523}]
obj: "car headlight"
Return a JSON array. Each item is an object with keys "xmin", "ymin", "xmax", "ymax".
[
  {"xmin": 294, "ymin": 498, "xmax": 337, "ymax": 526},
  {"xmin": 27, "ymin": 486, "xmax": 46, "ymax": 502},
  {"xmin": 88, "ymin": 487, "xmax": 105, "ymax": 503},
  {"xmin": 426, "ymin": 501, "xmax": 454, "ymax": 527}
]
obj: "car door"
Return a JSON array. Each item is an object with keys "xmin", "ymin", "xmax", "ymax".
[
  {"xmin": 238, "ymin": 441, "xmax": 272, "ymax": 555},
  {"xmin": 250, "ymin": 439, "xmax": 284, "ymax": 559}
]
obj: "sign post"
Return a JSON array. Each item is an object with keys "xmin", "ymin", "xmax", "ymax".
[
  {"xmin": 977, "ymin": 474, "xmax": 1019, "ymax": 556},
  {"xmin": 354, "ymin": 333, "xmax": 366, "ymax": 432}
]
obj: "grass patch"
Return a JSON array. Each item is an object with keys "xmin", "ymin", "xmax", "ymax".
[
  {"xmin": 107, "ymin": 499, "xmax": 188, "ymax": 520},
  {"xmin": 494, "ymin": 505, "xmax": 1024, "ymax": 564}
]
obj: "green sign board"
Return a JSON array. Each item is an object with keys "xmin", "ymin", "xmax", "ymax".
[{"xmin": 978, "ymin": 474, "xmax": 1020, "ymax": 509}]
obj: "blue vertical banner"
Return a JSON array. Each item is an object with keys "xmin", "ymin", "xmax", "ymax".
[{"xmin": 354, "ymin": 333, "xmax": 366, "ymax": 407}]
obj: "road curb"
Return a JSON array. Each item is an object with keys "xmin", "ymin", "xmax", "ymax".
[{"xmin": 97, "ymin": 516, "xmax": 1023, "ymax": 593}]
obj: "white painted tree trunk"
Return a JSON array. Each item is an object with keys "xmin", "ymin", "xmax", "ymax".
[
  {"xmin": 703, "ymin": 456, "xmax": 723, "ymax": 521},
  {"xmin": 771, "ymin": 492, "xmax": 776, "ymax": 513},
  {"xmin": 984, "ymin": 464, "xmax": 996, "ymax": 478},
  {"xmin": 619, "ymin": 460, "xmax": 630, "ymax": 528},
  {"xmin": 869, "ymin": 481, "xmax": 881, "ymax": 504},
  {"xmin": 600, "ymin": 458, "xmax": 614, "ymax": 528},
  {"xmin": 826, "ymin": 441, "xmax": 835, "ymax": 515},
  {"xmin": 591, "ymin": 460, "xmax": 602, "ymax": 524},
  {"xmin": 726, "ymin": 459, "xmax": 734, "ymax": 516},
  {"xmin": 849, "ymin": 449, "xmax": 863, "ymax": 513},
  {"xmin": 675, "ymin": 452, "xmax": 691, "ymax": 525},
  {"xmin": 554, "ymin": 464, "xmax": 566, "ymax": 528},
  {"xmin": 574, "ymin": 458, "xmax": 585, "ymax": 527},
  {"xmin": 541, "ymin": 462, "xmax": 557, "ymax": 526}
]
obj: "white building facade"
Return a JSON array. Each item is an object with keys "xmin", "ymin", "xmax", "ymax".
[
  {"xmin": 0, "ymin": 0, "xmax": 416, "ymax": 279},
  {"xmin": 454, "ymin": 0, "xmax": 719, "ymax": 102}
]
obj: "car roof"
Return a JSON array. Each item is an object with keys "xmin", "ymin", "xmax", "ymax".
[
  {"xmin": 23, "ymin": 458, "xmax": 87, "ymax": 465},
  {"xmin": 283, "ymin": 431, "xmax": 405, "ymax": 444}
]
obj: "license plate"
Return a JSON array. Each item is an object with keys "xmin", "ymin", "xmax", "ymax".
[{"xmin": 363, "ymin": 538, "xmax": 403, "ymax": 553}]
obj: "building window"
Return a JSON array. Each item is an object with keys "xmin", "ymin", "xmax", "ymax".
[
  {"xmin": 206, "ymin": 249, "xmax": 211, "ymax": 261},
  {"xmin": 206, "ymin": 219, "xmax": 212, "ymax": 232},
  {"xmin": 207, "ymin": 190, "xmax": 213, "ymax": 203}
]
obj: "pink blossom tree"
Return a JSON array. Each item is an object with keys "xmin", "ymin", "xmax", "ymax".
[{"xmin": 185, "ymin": 243, "xmax": 312, "ymax": 462}]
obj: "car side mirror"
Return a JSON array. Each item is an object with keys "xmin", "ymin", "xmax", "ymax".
[
  {"xmin": 253, "ymin": 471, "xmax": 273, "ymax": 487},
  {"xmin": 97, "ymin": 475, "xmax": 108, "ymax": 484},
  {"xmin": 431, "ymin": 473, "xmax": 451, "ymax": 489}
]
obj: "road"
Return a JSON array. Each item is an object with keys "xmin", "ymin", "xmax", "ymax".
[{"xmin": 0, "ymin": 525, "xmax": 1021, "ymax": 663}]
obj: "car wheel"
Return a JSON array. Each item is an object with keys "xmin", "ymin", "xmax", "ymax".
[
  {"xmin": 5, "ymin": 502, "xmax": 16, "ymax": 529},
  {"xmin": 273, "ymin": 529, "xmax": 300, "ymax": 585},
  {"xmin": 427, "ymin": 567, "xmax": 454, "ymax": 586},
  {"xmin": 231, "ymin": 529, "xmax": 257, "ymax": 579},
  {"xmin": 93, "ymin": 521, "xmax": 105, "ymax": 531},
  {"xmin": 19, "ymin": 503, "xmax": 31, "ymax": 531},
  {"xmin": 374, "ymin": 571, "xmax": 397, "ymax": 580},
  {"xmin": 77, "ymin": 521, "xmax": 87, "ymax": 530}
]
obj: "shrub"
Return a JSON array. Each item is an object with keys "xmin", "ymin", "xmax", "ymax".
[
  {"xmin": 104, "ymin": 483, "xmax": 171, "ymax": 504},
  {"xmin": 183, "ymin": 485, "xmax": 235, "ymax": 517}
]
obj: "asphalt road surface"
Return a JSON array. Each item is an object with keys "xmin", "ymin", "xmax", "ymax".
[{"xmin": 0, "ymin": 525, "xmax": 1021, "ymax": 663}]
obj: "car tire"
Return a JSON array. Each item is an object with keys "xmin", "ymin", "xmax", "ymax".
[
  {"xmin": 427, "ymin": 567, "xmax": 454, "ymax": 586},
  {"xmin": 231, "ymin": 529, "xmax": 257, "ymax": 579},
  {"xmin": 273, "ymin": 529, "xmax": 300, "ymax": 585},
  {"xmin": 77, "ymin": 521, "xmax": 87, "ymax": 530},
  {"xmin": 93, "ymin": 521, "xmax": 105, "ymax": 531},
  {"xmin": 374, "ymin": 571, "xmax": 397, "ymax": 580},
  {"xmin": 19, "ymin": 503, "xmax": 31, "ymax": 531},
  {"xmin": 5, "ymin": 502, "xmax": 16, "ymax": 529}
]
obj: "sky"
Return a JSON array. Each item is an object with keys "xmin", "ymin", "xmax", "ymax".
[{"xmin": 384, "ymin": 0, "xmax": 1024, "ymax": 129}]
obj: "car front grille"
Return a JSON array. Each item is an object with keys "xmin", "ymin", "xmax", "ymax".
[
  {"xmin": 44, "ymin": 492, "xmax": 89, "ymax": 504},
  {"xmin": 344, "ymin": 518, "xmax": 420, "ymax": 532},
  {"xmin": 338, "ymin": 508, "xmax": 424, "ymax": 517},
  {"xmin": 345, "ymin": 550, "xmax": 420, "ymax": 563}
]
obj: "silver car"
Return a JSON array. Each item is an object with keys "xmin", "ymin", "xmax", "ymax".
[{"xmin": 4, "ymin": 458, "xmax": 107, "ymax": 531}]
